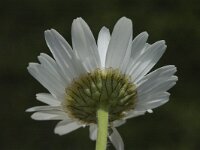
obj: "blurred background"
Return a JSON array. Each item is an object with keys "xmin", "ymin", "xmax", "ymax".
[{"xmin": 0, "ymin": 0, "xmax": 200, "ymax": 149}]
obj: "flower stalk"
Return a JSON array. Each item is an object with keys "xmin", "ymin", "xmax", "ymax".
[{"xmin": 95, "ymin": 104, "xmax": 109, "ymax": 150}]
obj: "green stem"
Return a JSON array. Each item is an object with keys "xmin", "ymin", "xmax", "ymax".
[{"xmin": 95, "ymin": 105, "xmax": 109, "ymax": 150}]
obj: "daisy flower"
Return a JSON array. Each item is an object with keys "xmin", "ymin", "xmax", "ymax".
[{"xmin": 26, "ymin": 17, "xmax": 177, "ymax": 150}]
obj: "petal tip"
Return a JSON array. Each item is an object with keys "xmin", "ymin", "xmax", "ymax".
[
  {"xmin": 54, "ymin": 128, "xmax": 63, "ymax": 136},
  {"xmin": 117, "ymin": 16, "xmax": 132, "ymax": 26},
  {"xmin": 30, "ymin": 113, "xmax": 38, "ymax": 120},
  {"xmin": 143, "ymin": 31, "xmax": 148, "ymax": 35},
  {"xmin": 101, "ymin": 26, "xmax": 109, "ymax": 32},
  {"xmin": 27, "ymin": 63, "xmax": 37, "ymax": 70},
  {"xmin": 25, "ymin": 108, "xmax": 32, "ymax": 112},
  {"xmin": 160, "ymin": 40, "xmax": 166, "ymax": 45},
  {"xmin": 44, "ymin": 30, "xmax": 50, "ymax": 34}
]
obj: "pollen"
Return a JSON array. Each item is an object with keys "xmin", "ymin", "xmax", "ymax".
[{"xmin": 62, "ymin": 68, "xmax": 137, "ymax": 124}]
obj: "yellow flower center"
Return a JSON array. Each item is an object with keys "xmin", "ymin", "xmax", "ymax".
[{"xmin": 62, "ymin": 68, "xmax": 137, "ymax": 124}]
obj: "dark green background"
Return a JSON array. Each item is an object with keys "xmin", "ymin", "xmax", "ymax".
[{"xmin": 0, "ymin": 0, "xmax": 199, "ymax": 149}]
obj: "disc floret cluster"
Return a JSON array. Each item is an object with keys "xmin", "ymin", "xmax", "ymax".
[{"xmin": 63, "ymin": 68, "xmax": 137, "ymax": 124}]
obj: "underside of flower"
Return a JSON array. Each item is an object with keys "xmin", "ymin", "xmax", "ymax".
[{"xmin": 62, "ymin": 68, "xmax": 137, "ymax": 124}]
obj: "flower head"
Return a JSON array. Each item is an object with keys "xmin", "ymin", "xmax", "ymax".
[{"xmin": 26, "ymin": 17, "xmax": 177, "ymax": 150}]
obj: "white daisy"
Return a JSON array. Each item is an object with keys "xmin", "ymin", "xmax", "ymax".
[{"xmin": 26, "ymin": 17, "xmax": 177, "ymax": 150}]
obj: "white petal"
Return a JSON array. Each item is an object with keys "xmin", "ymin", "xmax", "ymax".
[
  {"xmin": 54, "ymin": 120, "xmax": 81, "ymax": 135},
  {"xmin": 45, "ymin": 30, "xmax": 73, "ymax": 78},
  {"xmin": 129, "ymin": 40, "xmax": 167, "ymax": 82},
  {"xmin": 109, "ymin": 127, "xmax": 124, "ymax": 150},
  {"xmin": 135, "ymin": 66, "xmax": 177, "ymax": 111},
  {"xmin": 26, "ymin": 106, "xmax": 62, "ymax": 112},
  {"xmin": 81, "ymin": 57, "xmax": 96, "ymax": 72},
  {"xmin": 138, "ymin": 91, "xmax": 170, "ymax": 104},
  {"xmin": 37, "ymin": 54, "xmax": 67, "ymax": 88},
  {"xmin": 31, "ymin": 111, "xmax": 67, "ymax": 120},
  {"xmin": 106, "ymin": 17, "xmax": 132, "ymax": 69},
  {"xmin": 135, "ymin": 92, "xmax": 170, "ymax": 111},
  {"xmin": 138, "ymin": 75, "xmax": 178, "ymax": 96},
  {"xmin": 97, "ymin": 27, "xmax": 110, "ymax": 68},
  {"xmin": 27, "ymin": 63, "xmax": 65, "ymax": 99},
  {"xmin": 36, "ymin": 93, "xmax": 61, "ymax": 105},
  {"xmin": 89, "ymin": 124, "xmax": 97, "ymax": 141},
  {"xmin": 113, "ymin": 119, "xmax": 126, "ymax": 127},
  {"xmin": 130, "ymin": 32, "xmax": 149, "ymax": 59},
  {"xmin": 137, "ymin": 65, "xmax": 177, "ymax": 86},
  {"xmin": 124, "ymin": 110, "xmax": 146, "ymax": 120},
  {"xmin": 136, "ymin": 98, "xmax": 169, "ymax": 111},
  {"xmin": 38, "ymin": 53, "xmax": 68, "ymax": 85},
  {"xmin": 119, "ymin": 35, "xmax": 133, "ymax": 73},
  {"xmin": 124, "ymin": 32, "xmax": 148, "ymax": 73},
  {"xmin": 45, "ymin": 29, "xmax": 87, "ymax": 79},
  {"xmin": 71, "ymin": 17, "xmax": 100, "ymax": 71}
]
